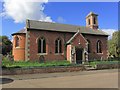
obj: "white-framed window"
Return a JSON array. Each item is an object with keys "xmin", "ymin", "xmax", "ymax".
[
  {"xmin": 38, "ymin": 37, "xmax": 46, "ymax": 53},
  {"xmin": 55, "ymin": 38, "xmax": 62, "ymax": 53}
]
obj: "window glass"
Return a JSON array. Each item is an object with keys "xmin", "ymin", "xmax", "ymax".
[
  {"xmin": 38, "ymin": 37, "xmax": 46, "ymax": 53},
  {"xmin": 97, "ymin": 40, "xmax": 102, "ymax": 53},
  {"xmin": 55, "ymin": 38, "xmax": 62, "ymax": 53},
  {"xmin": 15, "ymin": 36, "xmax": 19, "ymax": 47}
]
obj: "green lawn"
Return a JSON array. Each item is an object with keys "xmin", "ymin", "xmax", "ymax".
[
  {"xmin": 89, "ymin": 60, "xmax": 119, "ymax": 67},
  {"xmin": 2, "ymin": 58, "xmax": 72, "ymax": 68},
  {"xmin": 2, "ymin": 57, "xmax": 119, "ymax": 68}
]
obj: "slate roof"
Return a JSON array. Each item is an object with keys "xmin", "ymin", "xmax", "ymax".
[
  {"xmin": 12, "ymin": 29, "xmax": 26, "ymax": 35},
  {"xmin": 27, "ymin": 19, "xmax": 108, "ymax": 36},
  {"xmin": 12, "ymin": 19, "xmax": 109, "ymax": 36}
]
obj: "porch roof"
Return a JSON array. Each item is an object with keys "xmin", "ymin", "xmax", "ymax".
[{"xmin": 66, "ymin": 30, "xmax": 88, "ymax": 44}]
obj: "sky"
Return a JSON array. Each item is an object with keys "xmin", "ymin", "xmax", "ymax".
[{"xmin": 0, "ymin": 1, "xmax": 118, "ymax": 39}]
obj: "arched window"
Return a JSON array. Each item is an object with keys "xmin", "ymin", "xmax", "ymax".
[
  {"xmin": 93, "ymin": 17, "xmax": 96, "ymax": 24},
  {"xmin": 88, "ymin": 19, "xmax": 90, "ymax": 25},
  {"xmin": 15, "ymin": 36, "xmax": 19, "ymax": 47},
  {"xmin": 97, "ymin": 40, "xmax": 102, "ymax": 53},
  {"xmin": 38, "ymin": 37, "xmax": 46, "ymax": 53},
  {"xmin": 87, "ymin": 39, "xmax": 91, "ymax": 53},
  {"xmin": 55, "ymin": 38, "xmax": 62, "ymax": 53}
]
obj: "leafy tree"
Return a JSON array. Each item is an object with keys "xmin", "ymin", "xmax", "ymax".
[
  {"xmin": 108, "ymin": 31, "xmax": 120, "ymax": 58},
  {"xmin": 0, "ymin": 36, "xmax": 12, "ymax": 55}
]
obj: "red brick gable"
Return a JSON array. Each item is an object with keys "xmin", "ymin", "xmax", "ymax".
[{"xmin": 67, "ymin": 31, "xmax": 87, "ymax": 48}]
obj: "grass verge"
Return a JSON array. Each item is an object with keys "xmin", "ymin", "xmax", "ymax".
[
  {"xmin": 89, "ymin": 60, "xmax": 119, "ymax": 67},
  {"xmin": 2, "ymin": 58, "xmax": 72, "ymax": 68}
]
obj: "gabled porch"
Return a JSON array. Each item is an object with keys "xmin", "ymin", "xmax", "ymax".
[{"xmin": 66, "ymin": 30, "xmax": 88, "ymax": 64}]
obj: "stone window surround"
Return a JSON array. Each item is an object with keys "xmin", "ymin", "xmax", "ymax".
[
  {"xmin": 38, "ymin": 37, "xmax": 46, "ymax": 53},
  {"xmin": 55, "ymin": 38, "xmax": 62, "ymax": 54},
  {"xmin": 97, "ymin": 40, "xmax": 102, "ymax": 53}
]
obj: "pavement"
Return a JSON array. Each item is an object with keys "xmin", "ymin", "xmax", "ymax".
[{"xmin": 1, "ymin": 69, "xmax": 119, "ymax": 88}]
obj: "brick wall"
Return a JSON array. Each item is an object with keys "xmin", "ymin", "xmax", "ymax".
[
  {"xmin": 2, "ymin": 66, "xmax": 86, "ymax": 75},
  {"xmin": 72, "ymin": 33, "xmax": 87, "ymax": 48},
  {"xmin": 28, "ymin": 29, "xmax": 73, "ymax": 62},
  {"xmin": 67, "ymin": 45, "xmax": 71, "ymax": 62},
  {"xmin": 12, "ymin": 34, "xmax": 26, "ymax": 61},
  {"xmin": 12, "ymin": 29, "xmax": 108, "ymax": 62},
  {"xmin": 83, "ymin": 34, "xmax": 108, "ymax": 60},
  {"xmin": 28, "ymin": 30, "xmax": 108, "ymax": 61}
]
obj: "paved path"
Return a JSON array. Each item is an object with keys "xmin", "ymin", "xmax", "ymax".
[{"xmin": 1, "ymin": 69, "xmax": 118, "ymax": 88}]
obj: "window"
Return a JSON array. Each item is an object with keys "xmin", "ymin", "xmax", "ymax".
[
  {"xmin": 97, "ymin": 40, "xmax": 102, "ymax": 53},
  {"xmin": 38, "ymin": 37, "xmax": 46, "ymax": 53},
  {"xmin": 88, "ymin": 19, "xmax": 90, "ymax": 25},
  {"xmin": 93, "ymin": 17, "xmax": 96, "ymax": 24},
  {"xmin": 55, "ymin": 38, "xmax": 62, "ymax": 53},
  {"xmin": 87, "ymin": 39, "xmax": 91, "ymax": 53},
  {"xmin": 15, "ymin": 36, "xmax": 19, "ymax": 47}
]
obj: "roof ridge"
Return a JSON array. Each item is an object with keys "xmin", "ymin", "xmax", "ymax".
[
  {"xmin": 27, "ymin": 19, "xmax": 86, "ymax": 28},
  {"xmin": 12, "ymin": 19, "xmax": 109, "ymax": 36}
]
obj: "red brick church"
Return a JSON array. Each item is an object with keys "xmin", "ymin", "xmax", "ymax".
[{"xmin": 12, "ymin": 12, "xmax": 108, "ymax": 64}]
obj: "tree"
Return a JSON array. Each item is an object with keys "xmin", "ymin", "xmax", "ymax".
[
  {"xmin": 108, "ymin": 31, "xmax": 120, "ymax": 58},
  {"xmin": 0, "ymin": 36, "xmax": 12, "ymax": 55}
]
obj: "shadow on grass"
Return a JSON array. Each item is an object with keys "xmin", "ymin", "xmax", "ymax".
[{"xmin": 0, "ymin": 78, "xmax": 14, "ymax": 84}]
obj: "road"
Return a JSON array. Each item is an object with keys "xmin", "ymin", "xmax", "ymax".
[{"xmin": 1, "ymin": 69, "xmax": 118, "ymax": 88}]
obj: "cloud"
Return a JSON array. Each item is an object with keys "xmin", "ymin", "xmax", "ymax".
[
  {"xmin": 101, "ymin": 29, "xmax": 117, "ymax": 39},
  {"xmin": 57, "ymin": 17, "xmax": 66, "ymax": 23},
  {"xmin": 1, "ymin": 0, "xmax": 53, "ymax": 23}
]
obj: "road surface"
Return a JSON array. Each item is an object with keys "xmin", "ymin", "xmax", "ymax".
[{"xmin": 1, "ymin": 69, "xmax": 119, "ymax": 88}]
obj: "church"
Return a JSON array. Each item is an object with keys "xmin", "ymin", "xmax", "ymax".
[{"xmin": 12, "ymin": 12, "xmax": 108, "ymax": 64}]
